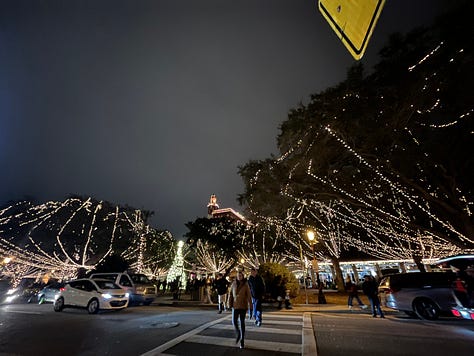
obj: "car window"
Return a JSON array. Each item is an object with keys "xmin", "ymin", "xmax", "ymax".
[
  {"xmin": 69, "ymin": 281, "xmax": 81, "ymax": 289},
  {"xmin": 92, "ymin": 274, "xmax": 117, "ymax": 282},
  {"xmin": 388, "ymin": 272, "xmax": 454, "ymax": 289},
  {"xmin": 130, "ymin": 274, "xmax": 151, "ymax": 284},
  {"xmin": 95, "ymin": 280, "xmax": 121, "ymax": 290},
  {"xmin": 120, "ymin": 275, "xmax": 133, "ymax": 287}
]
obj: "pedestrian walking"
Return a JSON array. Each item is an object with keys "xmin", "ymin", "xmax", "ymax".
[
  {"xmin": 228, "ymin": 270, "xmax": 252, "ymax": 349},
  {"xmin": 248, "ymin": 267, "xmax": 265, "ymax": 326},
  {"xmin": 362, "ymin": 275, "xmax": 384, "ymax": 318},
  {"xmin": 345, "ymin": 276, "xmax": 367, "ymax": 310},
  {"xmin": 213, "ymin": 273, "xmax": 229, "ymax": 314}
]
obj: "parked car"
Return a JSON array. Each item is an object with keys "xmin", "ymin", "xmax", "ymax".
[
  {"xmin": 90, "ymin": 272, "xmax": 156, "ymax": 305},
  {"xmin": 53, "ymin": 278, "xmax": 129, "ymax": 314},
  {"xmin": 37, "ymin": 281, "xmax": 65, "ymax": 304},
  {"xmin": 378, "ymin": 272, "xmax": 458, "ymax": 320},
  {"xmin": 2, "ymin": 278, "xmax": 44, "ymax": 304}
]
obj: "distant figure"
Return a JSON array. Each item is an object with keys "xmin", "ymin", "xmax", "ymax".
[
  {"xmin": 214, "ymin": 273, "xmax": 229, "ymax": 314},
  {"xmin": 203, "ymin": 277, "xmax": 213, "ymax": 304},
  {"xmin": 362, "ymin": 275, "xmax": 384, "ymax": 318},
  {"xmin": 248, "ymin": 267, "xmax": 265, "ymax": 326},
  {"xmin": 453, "ymin": 274, "xmax": 469, "ymax": 307},
  {"xmin": 317, "ymin": 276, "xmax": 327, "ymax": 304},
  {"xmin": 229, "ymin": 271, "xmax": 252, "ymax": 349},
  {"xmin": 278, "ymin": 289, "xmax": 293, "ymax": 309},
  {"xmin": 345, "ymin": 276, "xmax": 367, "ymax": 310}
]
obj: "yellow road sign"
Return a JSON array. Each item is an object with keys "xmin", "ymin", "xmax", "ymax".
[{"xmin": 318, "ymin": 0, "xmax": 386, "ymax": 60}]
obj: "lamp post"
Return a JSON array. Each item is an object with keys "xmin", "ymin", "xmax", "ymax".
[
  {"xmin": 307, "ymin": 230, "xmax": 318, "ymax": 288},
  {"xmin": 299, "ymin": 242, "xmax": 308, "ymax": 304}
]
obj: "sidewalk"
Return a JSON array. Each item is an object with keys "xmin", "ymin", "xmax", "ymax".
[{"xmin": 153, "ymin": 292, "xmax": 364, "ymax": 313}]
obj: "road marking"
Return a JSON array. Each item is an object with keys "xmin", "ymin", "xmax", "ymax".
[
  {"xmin": 186, "ymin": 334, "xmax": 301, "ymax": 354},
  {"xmin": 303, "ymin": 312, "xmax": 317, "ymax": 356},
  {"xmin": 210, "ymin": 323, "xmax": 301, "ymax": 335},
  {"xmin": 260, "ymin": 319, "xmax": 303, "ymax": 326},
  {"xmin": 1, "ymin": 309, "xmax": 43, "ymax": 315},
  {"xmin": 141, "ymin": 313, "xmax": 306, "ymax": 355},
  {"xmin": 140, "ymin": 315, "xmax": 231, "ymax": 356}
]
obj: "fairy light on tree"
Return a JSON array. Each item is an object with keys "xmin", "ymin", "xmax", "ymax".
[
  {"xmin": 0, "ymin": 197, "xmax": 173, "ymax": 281},
  {"xmin": 238, "ymin": 10, "xmax": 473, "ymax": 268},
  {"xmin": 166, "ymin": 240, "xmax": 186, "ymax": 289}
]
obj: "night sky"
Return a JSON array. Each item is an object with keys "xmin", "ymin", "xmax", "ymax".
[{"xmin": 0, "ymin": 0, "xmax": 445, "ymax": 238}]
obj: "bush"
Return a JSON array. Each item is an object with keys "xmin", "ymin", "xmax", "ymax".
[{"xmin": 258, "ymin": 262, "xmax": 299, "ymax": 300}]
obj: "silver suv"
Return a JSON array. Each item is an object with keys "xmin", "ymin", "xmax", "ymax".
[
  {"xmin": 90, "ymin": 272, "xmax": 156, "ymax": 306},
  {"xmin": 378, "ymin": 272, "xmax": 458, "ymax": 320}
]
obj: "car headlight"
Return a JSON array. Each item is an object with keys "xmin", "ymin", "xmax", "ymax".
[
  {"xmin": 6, "ymin": 288, "xmax": 17, "ymax": 295},
  {"xmin": 101, "ymin": 293, "xmax": 112, "ymax": 299},
  {"xmin": 125, "ymin": 293, "xmax": 130, "ymax": 298},
  {"xmin": 5, "ymin": 295, "xmax": 17, "ymax": 303}
]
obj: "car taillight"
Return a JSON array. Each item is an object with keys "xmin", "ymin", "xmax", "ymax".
[
  {"xmin": 470, "ymin": 312, "xmax": 474, "ymax": 320},
  {"xmin": 59, "ymin": 287, "xmax": 66, "ymax": 292},
  {"xmin": 381, "ymin": 287, "xmax": 399, "ymax": 294},
  {"xmin": 451, "ymin": 309, "xmax": 461, "ymax": 317}
]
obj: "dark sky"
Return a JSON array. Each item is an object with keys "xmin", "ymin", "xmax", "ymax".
[{"xmin": 0, "ymin": 0, "xmax": 445, "ymax": 238}]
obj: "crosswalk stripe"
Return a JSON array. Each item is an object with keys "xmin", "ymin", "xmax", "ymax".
[
  {"xmin": 257, "ymin": 313, "xmax": 301, "ymax": 317},
  {"xmin": 256, "ymin": 319, "xmax": 302, "ymax": 326},
  {"xmin": 210, "ymin": 323, "xmax": 301, "ymax": 335},
  {"xmin": 266, "ymin": 312, "xmax": 304, "ymax": 319},
  {"xmin": 187, "ymin": 334, "xmax": 301, "ymax": 354}
]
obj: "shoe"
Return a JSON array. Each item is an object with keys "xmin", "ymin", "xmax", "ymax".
[
  {"xmin": 380, "ymin": 315, "xmax": 385, "ymax": 318},
  {"xmin": 256, "ymin": 321, "xmax": 262, "ymax": 327},
  {"xmin": 361, "ymin": 305, "xmax": 368, "ymax": 309},
  {"xmin": 218, "ymin": 310, "xmax": 222, "ymax": 314},
  {"xmin": 372, "ymin": 314, "xmax": 377, "ymax": 318},
  {"xmin": 348, "ymin": 305, "xmax": 353, "ymax": 310},
  {"xmin": 240, "ymin": 339, "xmax": 244, "ymax": 349}
]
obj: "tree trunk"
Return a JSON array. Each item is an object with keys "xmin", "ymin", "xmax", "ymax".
[
  {"xmin": 412, "ymin": 253, "xmax": 426, "ymax": 272},
  {"xmin": 331, "ymin": 257, "xmax": 346, "ymax": 292}
]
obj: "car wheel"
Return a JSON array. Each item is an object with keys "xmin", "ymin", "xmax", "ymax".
[
  {"xmin": 413, "ymin": 298, "xmax": 440, "ymax": 320},
  {"xmin": 38, "ymin": 296, "xmax": 45, "ymax": 305},
  {"xmin": 87, "ymin": 298, "xmax": 99, "ymax": 314},
  {"xmin": 54, "ymin": 297, "xmax": 64, "ymax": 312}
]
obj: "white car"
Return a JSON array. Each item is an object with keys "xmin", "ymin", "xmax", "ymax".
[{"xmin": 53, "ymin": 278, "xmax": 129, "ymax": 314}]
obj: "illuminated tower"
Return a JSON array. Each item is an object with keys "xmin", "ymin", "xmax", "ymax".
[{"xmin": 207, "ymin": 194, "xmax": 219, "ymax": 217}]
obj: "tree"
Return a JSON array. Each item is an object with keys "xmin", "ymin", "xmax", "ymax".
[
  {"xmin": 238, "ymin": 1, "xmax": 473, "ymax": 266},
  {"xmin": 91, "ymin": 254, "xmax": 129, "ymax": 274},
  {"xmin": 258, "ymin": 262, "xmax": 299, "ymax": 300}
]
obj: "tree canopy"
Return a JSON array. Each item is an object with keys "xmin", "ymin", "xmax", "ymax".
[{"xmin": 238, "ymin": 1, "xmax": 474, "ymax": 262}]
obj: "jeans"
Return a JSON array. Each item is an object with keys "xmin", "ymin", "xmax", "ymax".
[
  {"xmin": 218, "ymin": 293, "xmax": 227, "ymax": 311},
  {"xmin": 348, "ymin": 294, "xmax": 365, "ymax": 306},
  {"xmin": 251, "ymin": 297, "xmax": 262, "ymax": 322},
  {"xmin": 368, "ymin": 296, "xmax": 384, "ymax": 317}
]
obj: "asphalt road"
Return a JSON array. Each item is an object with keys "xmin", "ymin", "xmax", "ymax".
[
  {"xmin": 309, "ymin": 307, "xmax": 474, "ymax": 356},
  {"xmin": 1, "ymin": 302, "xmax": 473, "ymax": 356}
]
